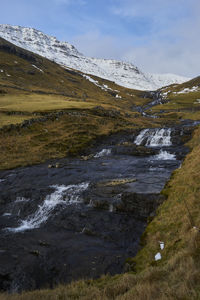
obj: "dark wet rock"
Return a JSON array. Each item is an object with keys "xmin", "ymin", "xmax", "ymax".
[
  {"xmin": 81, "ymin": 226, "xmax": 96, "ymax": 236},
  {"xmin": 171, "ymin": 126, "xmax": 193, "ymax": 145},
  {"xmin": 0, "ymin": 207, "xmax": 146, "ymax": 292},
  {"xmin": 81, "ymin": 154, "xmax": 94, "ymax": 161},
  {"xmin": 92, "ymin": 106, "xmax": 121, "ymax": 118},
  {"xmin": 0, "ymin": 89, "xmax": 6, "ymax": 94},
  {"xmin": 116, "ymin": 193, "xmax": 165, "ymax": 219},
  {"xmin": 112, "ymin": 144, "xmax": 157, "ymax": 156},
  {"xmin": 0, "ymin": 37, "xmax": 40, "ymax": 63}
]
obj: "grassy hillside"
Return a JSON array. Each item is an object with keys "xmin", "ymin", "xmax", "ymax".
[
  {"xmin": 0, "ymin": 37, "xmax": 150, "ymax": 114},
  {"xmin": 149, "ymin": 76, "xmax": 200, "ymax": 120},
  {"xmin": 0, "ymin": 37, "xmax": 160, "ymax": 169}
]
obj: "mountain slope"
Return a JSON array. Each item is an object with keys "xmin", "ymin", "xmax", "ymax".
[
  {"xmin": 0, "ymin": 36, "xmax": 160, "ymax": 169},
  {"xmin": 0, "ymin": 24, "xmax": 189, "ymax": 90},
  {"xmin": 147, "ymin": 76, "xmax": 200, "ymax": 120}
]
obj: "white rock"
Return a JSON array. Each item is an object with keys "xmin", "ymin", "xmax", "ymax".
[
  {"xmin": 155, "ymin": 252, "xmax": 162, "ymax": 261},
  {"xmin": 160, "ymin": 241, "xmax": 165, "ymax": 250}
]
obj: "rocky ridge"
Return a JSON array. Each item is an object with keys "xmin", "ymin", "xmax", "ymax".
[{"xmin": 0, "ymin": 24, "xmax": 189, "ymax": 90}]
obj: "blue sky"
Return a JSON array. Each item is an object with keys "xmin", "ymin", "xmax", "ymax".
[{"xmin": 1, "ymin": 0, "xmax": 199, "ymax": 77}]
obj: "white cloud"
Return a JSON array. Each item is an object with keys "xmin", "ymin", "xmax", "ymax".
[
  {"xmin": 108, "ymin": 0, "xmax": 200, "ymax": 77},
  {"xmin": 57, "ymin": 0, "xmax": 200, "ymax": 77},
  {"xmin": 111, "ymin": 0, "xmax": 189, "ymax": 19}
]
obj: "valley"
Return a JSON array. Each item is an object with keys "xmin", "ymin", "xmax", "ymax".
[{"xmin": 0, "ymin": 28, "xmax": 200, "ymax": 300}]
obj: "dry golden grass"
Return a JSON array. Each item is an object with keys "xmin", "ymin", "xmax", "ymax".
[
  {"xmin": 150, "ymin": 77, "xmax": 200, "ymax": 120},
  {"xmin": 0, "ymin": 93, "xmax": 97, "ymax": 112},
  {"xmin": 0, "ymin": 109, "xmax": 154, "ymax": 170},
  {"xmin": 0, "ymin": 113, "xmax": 32, "ymax": 127},
  {"xmin": 98, "ymin": 178, "xmax": 137, "ymax": 187}
]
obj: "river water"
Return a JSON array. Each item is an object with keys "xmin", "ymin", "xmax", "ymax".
[{"xmin": 0, "ymin": 127, "xmax": 188, "ymax": 292}]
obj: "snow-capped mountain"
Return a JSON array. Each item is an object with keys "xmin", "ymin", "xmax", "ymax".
[{"xmin": 0, "ymin": 24, "xmax": 189, "ymax": 90}]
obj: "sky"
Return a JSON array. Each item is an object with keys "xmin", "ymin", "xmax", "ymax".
[{"xmin": 0, "ymin": 0, "xmax": 200, "ymax": 77}]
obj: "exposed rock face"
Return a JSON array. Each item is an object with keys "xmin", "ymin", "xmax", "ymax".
[{"xmin": 0, "ymin": 37, "xmax": 41, "ymax": 63}]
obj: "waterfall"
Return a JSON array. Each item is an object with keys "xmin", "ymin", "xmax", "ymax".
[
  {"xmin": 134, "ymin": 129, "xmax": 149, "ymax": 145},
  {"xmin": 6, "ymin": 182, "xmax": 89, "ymax": 233},
  {"xmin": 134, "ymin": 128, "xmax": 172, "ymax": 147},
  {"xmin": 94, "ymin": 148, "xmax": 111, "ymax": 158}
]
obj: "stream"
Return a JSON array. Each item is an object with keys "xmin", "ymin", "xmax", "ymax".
[{"xmin": 0, "ymin": 125, "xmax": 193, "ymax": 292}]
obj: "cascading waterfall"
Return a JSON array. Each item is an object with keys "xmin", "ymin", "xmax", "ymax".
[
  {"xmin": 134, "ymin": 128, "xmax": 172, "ymax": 147},
  {"xmin": 6, "ymin": 182, "xmax": 89, "ymax": 232},
  {"xmin": 94, "ymin": 148, "xmax": 111, "ymax": 158},
  {"xmin": 134, "ymin": 129, "xmax": 149, "ymax": 145}
]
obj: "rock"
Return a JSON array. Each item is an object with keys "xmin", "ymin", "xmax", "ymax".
[
  {"xmin": 124, "ymin": 262, "xmax": 132, "ymax": 272},
  {"xmin": 81, "ymin": 154, "xmax": 94, "ymax": 161},
  {"xmin": 48, "ymin": 164, "xmax": 54, "ymax": 168},
  {"xmin": 116, "ymin": 193, "xmax": 166, "ymax": 219},
  {"xmin": 98, "ymin": 178, "xmax": 137, "ymax": 187},
  {"xmin": 90, "ymin": 199, "xmax": 109, "ymax": 210},
  {"xmin": 38, "ymin": 240, "xmax": 50, "ymax": 247},
  {"xmin": 81, "ymin": 227, "xmax": 96, "ymax": 236},
  {"xmin": 112, "ymin": 145, "xmax": 157, "ymax": 156},
  {"xmin": 29, "ymin": 250, "xmax": 40, "ymax": 257}
]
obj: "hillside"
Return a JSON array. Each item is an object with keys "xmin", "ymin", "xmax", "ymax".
[
  {"xmin": 147, "ymin": 76, "xmax": 200, "ymax": 120},
  {"xmin": 0, "ymin": 24, "xmax": 189, "ymax": 90},
  {"xmin": 0, "ymin": 36, "xmax": 161, "ymax": 169}
]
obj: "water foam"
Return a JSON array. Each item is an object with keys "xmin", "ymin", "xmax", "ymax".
[
  {"xmin": 6, "ymin": 182, "xmax": 89, "ymax": 233},
  {"xmin": 94, "ymin": 148, "xmax": 111, "ymax": 158},
  {"xmin": 152, "ymin": 150, "xmax": 176, "ymax": 160}
]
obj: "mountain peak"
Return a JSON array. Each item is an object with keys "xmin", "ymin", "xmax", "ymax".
[{"xmin": 0, "ymin": 24, "xmax": 190, "ymax": 90}]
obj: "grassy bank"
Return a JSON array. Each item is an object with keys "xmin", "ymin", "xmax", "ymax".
[
  {"xmin": 0, "ymin": 107, "xmax": 157, "ymax": 170},
  {"xmin": 0, "ymin": 36, "xmax": 160, "ymax": 169}
]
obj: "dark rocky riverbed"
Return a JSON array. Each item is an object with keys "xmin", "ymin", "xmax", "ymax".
[{"xmin": 0, "ymin": 126, "xmax": 193, "ymax": 292}]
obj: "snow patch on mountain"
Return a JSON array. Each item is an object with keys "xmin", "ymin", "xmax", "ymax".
[
  {"xmin": 173, "ymin": 86, "xmax": 199, "ymax": 94},
  {"xmin": 0, "ymin": 24, "xmax": 190, "ymax": 91}
]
